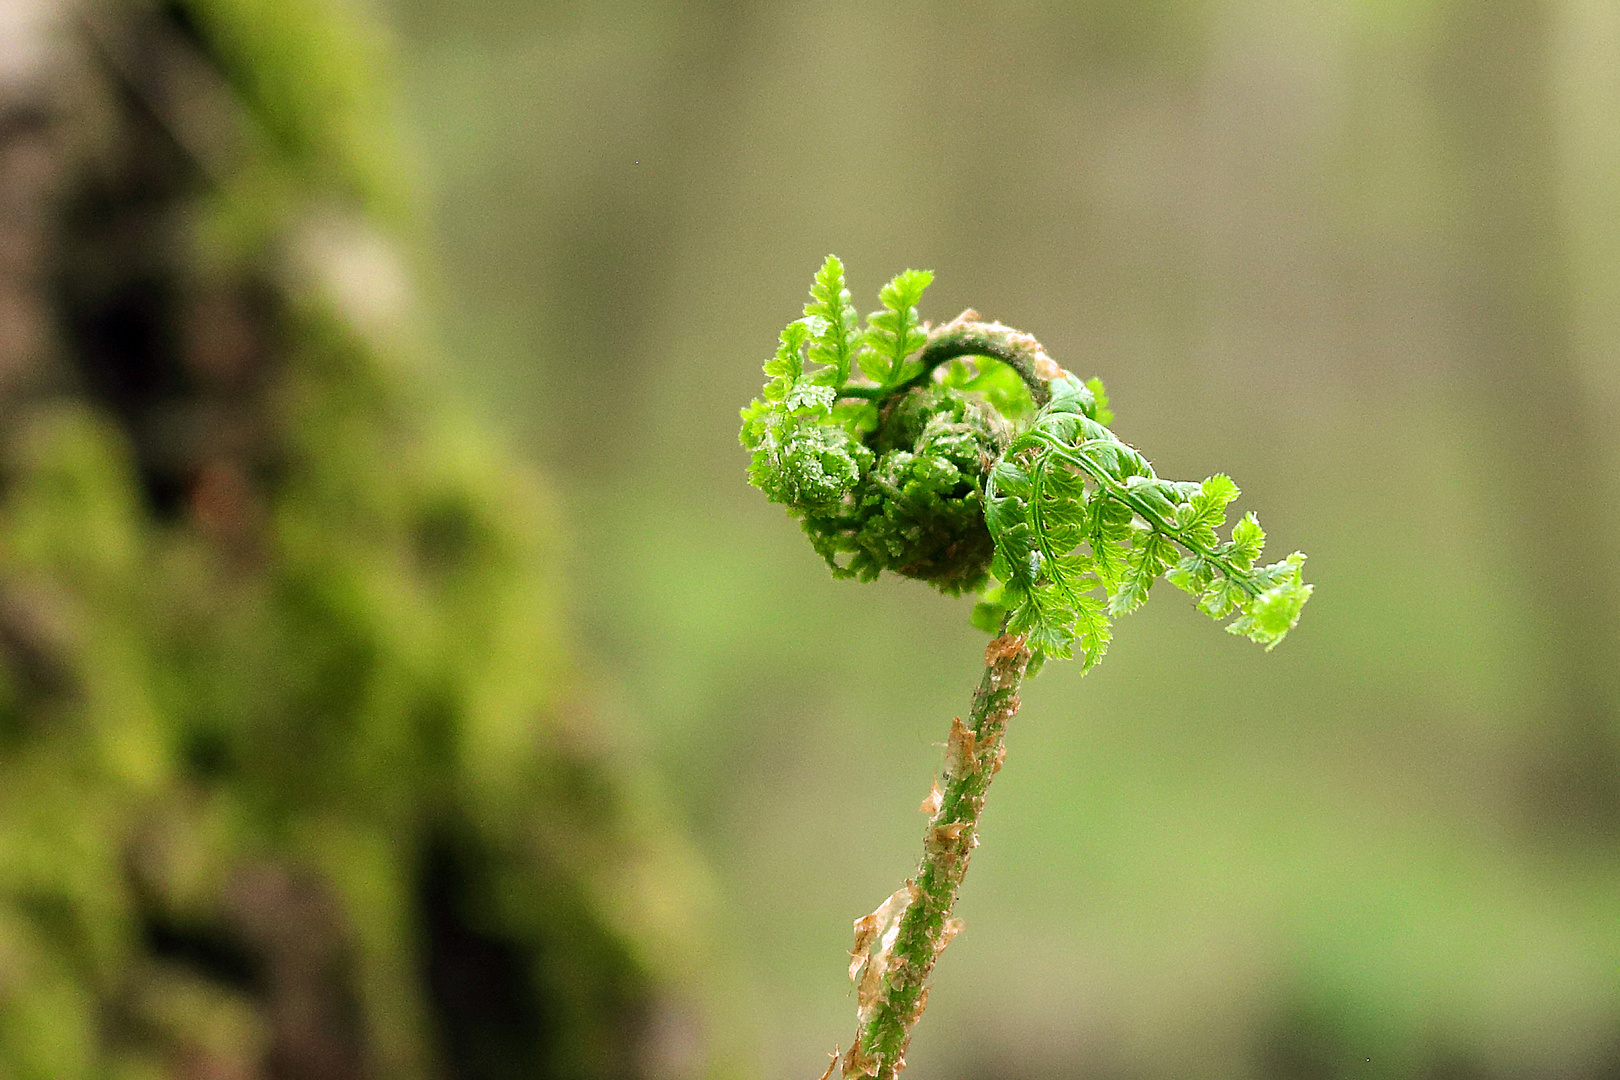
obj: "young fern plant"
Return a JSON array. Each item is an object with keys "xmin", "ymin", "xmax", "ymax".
[{"xmin": 741, "ymin": 257, "xmax": 1312, "ymax": 1079}]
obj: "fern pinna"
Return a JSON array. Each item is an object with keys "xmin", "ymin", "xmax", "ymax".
[{"xmin": 741, "ymin": 256, "xmax": 1311, "ymax": 1078}]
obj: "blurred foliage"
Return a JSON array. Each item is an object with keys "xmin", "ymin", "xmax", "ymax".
[
  {"xmin": 387, "ymin": 0, "xmax": 1620, "ymax": 1077},
  {"xmin": 0, "ymin": 1, "xmax": 719, "ymax": 1078}
]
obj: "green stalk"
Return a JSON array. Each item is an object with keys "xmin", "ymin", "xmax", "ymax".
[
  {"xmin": 839, "ymin": 632, "xmax": 1031, "ymax": 1079},
  {"xmin": 834, "ymin": 313, "xmax": 1057, "ymax": 408}
]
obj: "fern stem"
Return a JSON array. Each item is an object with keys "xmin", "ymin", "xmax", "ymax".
[
  {"xmin": 896, "ymin": 314, "xmax": 1056, "ymax": 406},
  {"xmin": 842, "ymin": 632, "xmax": 1031, "ymax": 1079},
  {"xmin": 835, "ymin": 315, "xmax": 1058, "ymax": 409}
]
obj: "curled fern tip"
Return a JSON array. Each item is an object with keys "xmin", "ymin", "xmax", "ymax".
[{"xmin": 741, "ymin": 257, "xmax": 1312, "ymax": 674}]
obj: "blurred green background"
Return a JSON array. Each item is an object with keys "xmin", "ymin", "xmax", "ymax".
[
  {"xmin": 385, "ymin": 0, "xmax": 1620, "ymax": 1077},
  {"xmin": 3, "ymin": 0, "xmax": 1619, "ymax": 1077}
]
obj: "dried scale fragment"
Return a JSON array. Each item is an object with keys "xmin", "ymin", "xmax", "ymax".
[
  {"xmin": 849, "ymin": 886, "xmax": 913, "ymax": 1024},
  {"xmin": 843, "ymin": 1037, "xmax": 880, "ymax": 1078},
  {"xmin": 946, "ymin": 715, "xmax": 977, "ymax": 778},
  {"xmin": 918, "ymin": 782, "xmax": 943, "ymax": 816}
]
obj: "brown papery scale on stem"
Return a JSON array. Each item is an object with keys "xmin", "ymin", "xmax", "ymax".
[{"xmin": 919, "ymin": 782, "xmax": 943, "ymax": 816}]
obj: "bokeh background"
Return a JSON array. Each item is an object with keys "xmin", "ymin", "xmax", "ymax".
[
  {"xmin": 389, "ymin": 0, "xmax": 1620, "ymax": 1076},
  {"xmin": 4, "ymin": 0, "xmax": 1620, "ymax": 1078}
]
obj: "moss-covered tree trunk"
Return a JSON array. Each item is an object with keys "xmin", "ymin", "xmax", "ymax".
[{"xmin": 0, "ymin": 3, "xmax": 708, "ymax": 1078}]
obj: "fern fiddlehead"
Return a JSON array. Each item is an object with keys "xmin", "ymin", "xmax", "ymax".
[{"xmin": 741, "ymin": 257, "xmax": 1311, "ymax": 1078}]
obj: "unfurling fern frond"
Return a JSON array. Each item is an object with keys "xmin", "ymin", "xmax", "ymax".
[
  {"xmin": 742, "ymin": 255, "xmax": 1311, "ymax": 666},
  {"xmin": 740, "ymin": 256, "xmax": 1311, "ymax": 1080}
]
